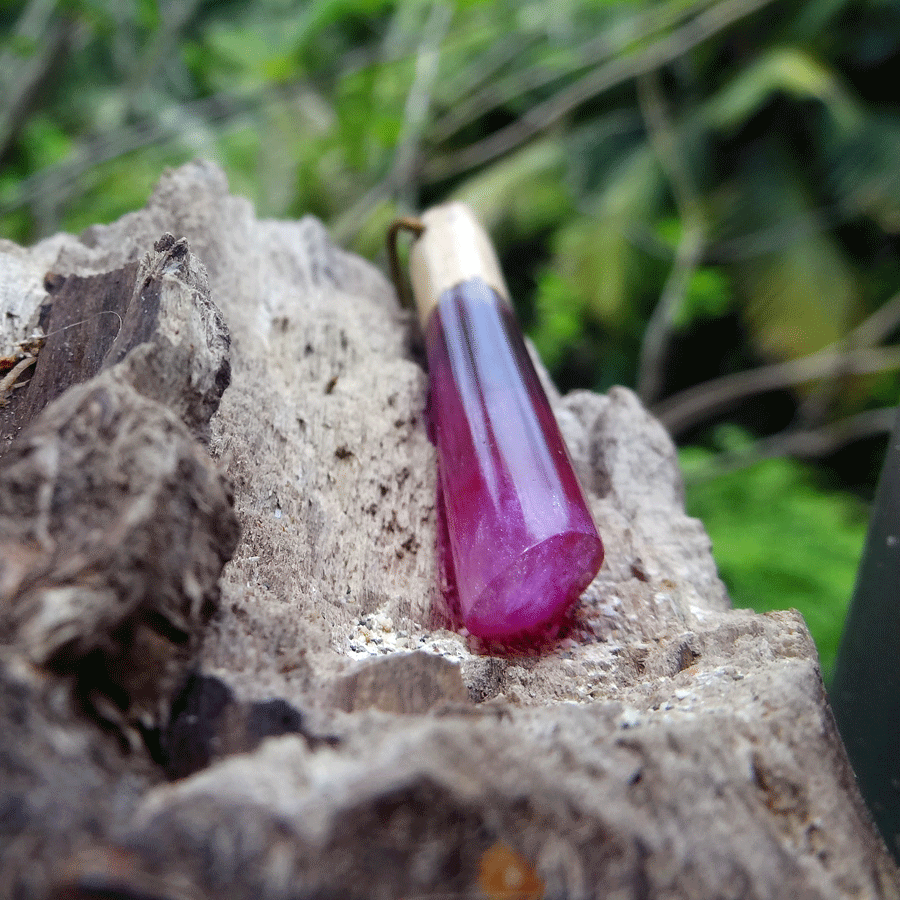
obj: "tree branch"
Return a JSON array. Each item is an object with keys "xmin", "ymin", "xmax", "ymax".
[
  {"xmin": 429, "ymin": 0, "xmax": 715, "ymax": 145},
  {"xmin": 424, "ymin": 0, "xmax": 779, "ymax": 180},
  {"xmin": 635, "ymin": 70, "xmax": 706, "ymax": 406},
  {"xmin": 683, "ymin": 407, "xmax": 897, "ymax": 484},
  {"xmin": 655, "ymin": 345, "xmax": 900, "ymax": 436},
  {"xmin": 390, "ymin": 2, "xmax": 451, "ymax": 210},
  {"xmin": 0, "ymin": 1, "xmax": 71, "ymax": 165},
  {"xmin": 655, "ymin": 282, "xmax": 900, "ymax": 437},
  {"xmin": 330, "ymin": 4, "xmax": 451, "ymax": 243},
  {"xmin": 849, "ymin": 287, "xmax": 900, "ymax": 349}
]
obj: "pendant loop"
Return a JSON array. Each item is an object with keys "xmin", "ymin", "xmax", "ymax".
[{"xmin": 386, "ymin": 216, "xmax": 425, "ymax": 312}]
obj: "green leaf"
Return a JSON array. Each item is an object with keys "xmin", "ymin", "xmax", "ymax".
[
  {"xmin": 828, "ymin": 114, "xmax": 900, "ymax": 233},
  {"xmin": 705, "ymin": 46, "xmax": 861, "ymax": 134},
  {"xmin": 546, "ymin": 143, "xmax": 664, "ymax": 329},
  {"xmin": 673, "ymin": 266, "xmax": 733, "ymax": 329},
  {"xmin": 592, "ymin": 141, "xmax": 663, "ymax": 220},
  {"xmin": 530, "ymin": 269, "xmax": 588, "ymax": 370},
  {"xmin": 682, "ymin": 432, "xmax": 868, "ymax": 678},
  {"xmin": 725, "ymin": 148, "xmax": 859, "ymax": 362},
  {"xmin": 555, "ymin": 217, "xmax": 634, "ymax": 328},
  {"xmin": 20, "ymin": 116, "xmax": 73, "ymax": 170},
  {"xmin": 741, "ymin": 231, "xmax": 857, "ymax": 361}
]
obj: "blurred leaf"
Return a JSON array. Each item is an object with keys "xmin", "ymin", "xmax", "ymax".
[
  {"xmin": 673, "ymin": 266, "xmax": 733, "ymax": 329},
  {"xmin": 5, "ymin": 33, "xmax": 39, "ymax": 57},
  {"xmin": 592, "ymin": 140, "xmax": 663, "ymax": 220},
  {"xmin": 705, "ymin": 46, "xmax": 860, "ymax": 134},
  {"xmin": 726, "ymin": 148, "xmax": 859, "ymax": 362},
  {"xmin": 842, "ymin": 0, "xmax": 900, "ymax": 68},
  {"xmin": 530, "ymin": 269, "xmax": 587, "ymax": 370},
  {"xmin": 790, "ymin": 0, "xmax": 853, "ymax": 39},
  {"xmin": 566, "ymin": 111, "xmax": 643, "ymax": 198},
  {"xmin": 136, "ymin": 0, "xmax": 162, "ymax": 32},
  {"xmin": 741, "ymin": 231, "xmax": 857, "ymax": 361},
  {"xmin": 217, "ymin": 124, "xmax": 264, "ymax": 209},
  {"xmin": 548, "ymin": 143, "xmax": 663, "ymax": 328},
  {"xmin": 556, "ymin": 218, "xmax": 634, "ymax": 328},
  {"xmin": 61, "ymin": 147, "xmax": 182, "ymax": 234},
  {"xmin": 682, "ymin": 431, "xmax": 868, "ymax": 678},
  {"xmin": 194, "ymin": 23, "xmax": 291, "ymax": 92},
  {"xmin": 828, "ymin": 113, "xmax": 900, "ymax": 233},
  {"xmin": 20, "ymin": 116, "xmax": 73, "ymax": 170}
]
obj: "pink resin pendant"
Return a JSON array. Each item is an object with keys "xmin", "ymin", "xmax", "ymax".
[{"xmin": 408, "ymin": 203, "xmax": 604, "ymax": 639}]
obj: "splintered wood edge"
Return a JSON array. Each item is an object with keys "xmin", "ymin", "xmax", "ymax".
[{"xmin": 408, "ymin": 202, "xmax": 510, "ymax": 328}]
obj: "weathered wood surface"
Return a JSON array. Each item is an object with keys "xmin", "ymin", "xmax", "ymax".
[{"xmin": 0, "ymin": 161, "xmax": 897, "ymax": 899}]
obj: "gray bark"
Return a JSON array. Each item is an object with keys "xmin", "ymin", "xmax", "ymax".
[{"xmin": 0, "ymin": 160, "xmax": 896, "ymax": 899}]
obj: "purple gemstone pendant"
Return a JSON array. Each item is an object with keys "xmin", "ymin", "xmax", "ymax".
[{"xmin": 407, "ymin": 203, "xmax": 604, "ymax": 640}]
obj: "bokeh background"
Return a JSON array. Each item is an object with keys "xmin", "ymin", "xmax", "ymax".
[{"xmin": 3, "ymin": 0, "xmax": 899, "ymax": 678}]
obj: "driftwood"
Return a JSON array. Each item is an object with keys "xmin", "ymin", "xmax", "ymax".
[{"xmin": 0, "ymin": 160, "xmax": 897, "ymax": 899}]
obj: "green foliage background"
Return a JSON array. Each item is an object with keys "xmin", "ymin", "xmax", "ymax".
[
  {"xmin": 3, "ymin": 0, "xmax": 900, "ymax": 676},
  {"xmin": 682, "ymin": 429, "xmax": 870, "ymax": 676}
]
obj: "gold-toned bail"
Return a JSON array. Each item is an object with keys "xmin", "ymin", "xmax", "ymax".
[
  {"xmin": 389, "ymin": 203, "xmax": 511, "ymax": 328},
  {"xmin": 408, "ymin": 202, "xmax": 510, "ymax": 328}
]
